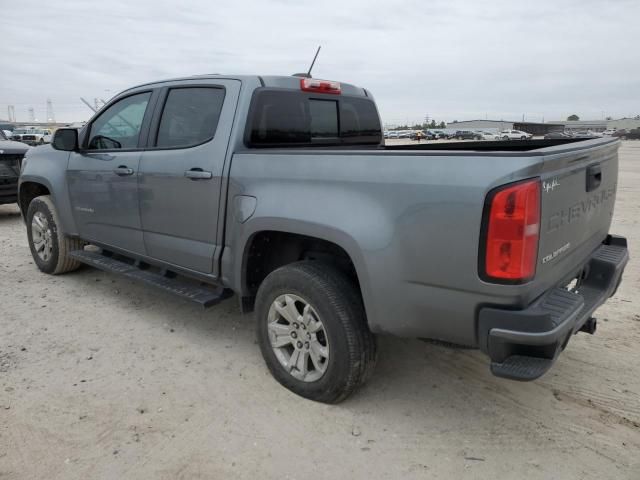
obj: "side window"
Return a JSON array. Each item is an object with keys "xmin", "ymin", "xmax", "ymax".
[
  {"xmin": 87, "ymin": 92, "xmax": 151, "ymax": 150},
  {"xmin": 156, "ymin": 87, "xmax": 226, "ymax": 148}
]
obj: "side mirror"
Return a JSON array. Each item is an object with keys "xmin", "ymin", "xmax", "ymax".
[{"xmin": 52, "ymin": 128, "xmax": 78, "ymax": 151}]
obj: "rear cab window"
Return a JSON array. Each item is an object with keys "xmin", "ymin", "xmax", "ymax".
[{"xmin": 246, "ymin": 89, "xmax": 382, "ymax": 147}]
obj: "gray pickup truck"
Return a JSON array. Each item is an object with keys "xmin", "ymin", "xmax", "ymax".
[{"xmin": 18, "ymin": 74, "xmax": 628, "ymax": 403}]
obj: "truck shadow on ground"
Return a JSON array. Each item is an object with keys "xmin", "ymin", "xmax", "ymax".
[{"xmin": 66, "ymin": 264, "xmax": 569, "ymax": 428}]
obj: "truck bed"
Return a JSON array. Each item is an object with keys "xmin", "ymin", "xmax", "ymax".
[{"xmin": 384, "ymin": 138, "xmax": 600, "ymax": 152}]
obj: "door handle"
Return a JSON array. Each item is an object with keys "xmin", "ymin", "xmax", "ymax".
[
  {"xmin": 586, "ymin": 163, "xmax": 602, "ymax": 192},
  {"xmin": 113, "ymin": 166, "xmax": 134, "ymax": 176},
  {"xmin": 184, "ymin": 168, "xmax": 213, "ymax": 180}
]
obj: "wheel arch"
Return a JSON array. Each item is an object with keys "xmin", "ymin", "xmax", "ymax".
[
  {"xmin": 18, "ymin": 179, "xmax": 52, "ymax": 217},
  {"xmin": 19, "ymin": 174, "xmax": 78, "ymax": 235},
  {"xmin": 232, "ymin": 220, "xmax": 372, "ymax": 318}
]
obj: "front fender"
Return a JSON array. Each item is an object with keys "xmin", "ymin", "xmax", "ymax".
[{"xmin": 19, "ymin": 146, "xmax": 77, "ymax": 235}]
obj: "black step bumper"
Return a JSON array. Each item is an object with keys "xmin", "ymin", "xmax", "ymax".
[{"xmin": 478, "ymin": 235, "xmax": 629, "ymax": 381}]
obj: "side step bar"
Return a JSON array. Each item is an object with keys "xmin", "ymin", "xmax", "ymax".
[{"xmin": 69, "ymin": 249, "xmax": 231, "ymax": 308}]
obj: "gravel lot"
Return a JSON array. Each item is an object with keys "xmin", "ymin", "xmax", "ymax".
[{"xmin": 1, "ymin": 142, "xmax": 639, "ymax": 479}]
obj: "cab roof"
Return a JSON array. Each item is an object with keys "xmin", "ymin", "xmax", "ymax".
[{"xmin": 119, "ymin": 74, "xmax": 369, "ymax": 98}]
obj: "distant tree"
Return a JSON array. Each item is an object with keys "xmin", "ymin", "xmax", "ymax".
[
  {"xmin": 429, "ymin": 120, "xmax": 437, "ymax": 129},
  {"xmin": 567, "ymin": 114, "xmax": 580, "ymax": 121},
  {"xmin": 635, "ymin": 115, "xmax": 640, "ymax": 120},
  {"xmin": 438, "ymin": 121, "xmax": 446, "ymax": 128},
  {"xmin": 452, "ymin": 120, "xmax": 458, "ymax": 123},
  {"xmin": 605, "ymin": 116, "xmax": 612, "ymax": 120}
]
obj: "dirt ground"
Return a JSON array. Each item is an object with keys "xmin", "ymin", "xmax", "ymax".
[{"xmin": 1, "ymin": 143, "xmax": 639, "ymax": 480}]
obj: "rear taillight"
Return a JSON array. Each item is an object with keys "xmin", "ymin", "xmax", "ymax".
[
  {"xmin": 482, "ymin": 178, "xmax": 541, "ymax": 282},
  {"xmin": 300, "ymin": 78, "xmax": 341, "ymax": 94}
]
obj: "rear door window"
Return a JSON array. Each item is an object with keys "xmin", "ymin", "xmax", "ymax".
[{"xmin": 156, "ymin": 87, "xmax": 226, "ymax": 148}]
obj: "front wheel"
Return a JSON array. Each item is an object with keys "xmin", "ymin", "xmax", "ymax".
[
  {"xmin": 255, "ymin": 261, "xmax": 377, "ymax": 403},
  {"xmin": 502, "ymin": 136, "xmax": 510, "ymax": 140},
  {"xmin": 26, "ymin": 195, "xmax": 83, "ymax": 274}
]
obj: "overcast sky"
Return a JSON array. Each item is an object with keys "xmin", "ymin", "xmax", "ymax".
[{"xmin": 1, "ymin": 0, "xmax": 639, "ymax": 125}]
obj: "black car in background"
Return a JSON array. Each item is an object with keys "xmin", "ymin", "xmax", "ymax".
[
  {"xmin": 613, "ymin": 129, "xmax": 640, "ymax": 140},
  {"xmin": 454, "ymin": 130, "xmax": 482, "ymax": 140},
  {"xmin": 544, "ymin": 131, "xmax": 574, "ymax": 139},
  {"xmin": 0, "ymin": 129, "xmax": 30, "ymax": 205}
]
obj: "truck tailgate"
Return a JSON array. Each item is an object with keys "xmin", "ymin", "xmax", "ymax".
[{"xmin": 537, "ymin": 139, "xmax": 619, "ymax": 285}]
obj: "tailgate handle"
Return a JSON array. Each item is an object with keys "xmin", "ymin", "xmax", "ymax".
[{"xmin": 586, "ymin": 163, "xmax": 602, "ymax": 192}]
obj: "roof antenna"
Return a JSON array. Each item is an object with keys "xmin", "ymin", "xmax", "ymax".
[{"xmin": 293, "ymin": 46, "xmax": 321, "ymax": 78}]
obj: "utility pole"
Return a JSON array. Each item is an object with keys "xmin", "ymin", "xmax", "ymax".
[
  {"xmin": 28, "ymin": 107, "xmax": 35, "ymax": 123},
  {"xmin": 7, "ymin": 105, "xmax": 16, "ymax": 122},
  {"xmin": 46, "ymin": 98, "xmax": 56, "ymax": 123}
]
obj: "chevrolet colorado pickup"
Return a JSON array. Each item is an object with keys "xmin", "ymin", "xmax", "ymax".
[{"xmin": 18, "ymin": 74, "xmax": 628, "ymax": 403}]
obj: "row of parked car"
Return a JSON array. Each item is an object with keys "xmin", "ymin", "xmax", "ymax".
[
  {"xmin": 543, "ymin": 128, "xmax": 640, "ymax": 140},
  {"xmin": 384, "ymin": 129, "xmax": 533, "ymax": 141},
  {"xmin": 1, "ymin": 127, "xmax": 53, "ymax": 146}
]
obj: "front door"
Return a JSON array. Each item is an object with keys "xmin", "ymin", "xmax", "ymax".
[
  {"xmin": 138, "ymin": 80, "xmax": 240, "ymax": 274},
  {"xmin": 67, "ymin": 91, "xmax": 155, "ymax": 255}
]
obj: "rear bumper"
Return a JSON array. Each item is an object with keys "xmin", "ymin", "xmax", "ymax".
[{"xmin": 478, "ymin": 235, "xmax": 629, "ymax": 381}]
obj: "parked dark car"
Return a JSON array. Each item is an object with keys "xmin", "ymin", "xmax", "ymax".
[
  {"xmin": 0, "ymin": 129, "xmax": 29, "ymax": 205},
  {"xmin": 454, "ymin": 130, "xmax": 482, "ymax": 140},
  {"xmin": 544, "ymin": 131, "xmax": 574, "ymax": 140},
  {"xmin": 613, "ymin": 129, "xmax": 640, "ymax": 140},
  {"xmin": 411, "ymin": 130, "xmax": 434, "ymax": 140}
]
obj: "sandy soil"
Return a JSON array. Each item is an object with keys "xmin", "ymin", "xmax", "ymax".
[{"xmin": 1, "ymin": 143, "xmax": 639, "ymax": 480}]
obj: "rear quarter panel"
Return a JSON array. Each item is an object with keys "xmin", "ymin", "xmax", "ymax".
[{"xmin": 224, "ymin": 149, "xmax": 559, "ymax": 346}]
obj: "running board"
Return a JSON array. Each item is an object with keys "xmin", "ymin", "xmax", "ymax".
[{"xmin": 69, "ymin": 250, "xmax": 231, "ymax": 308}]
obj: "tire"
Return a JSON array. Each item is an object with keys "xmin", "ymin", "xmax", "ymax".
[
  {"xmin": 502, "ymin": 136, "xmax": 510, "ymax": 140},
  {"xmin": 39, "ymin": 138, "xmax": 45, "ymax": 145},
  {"xmin": 520, "ymin": 136, "xmax": 527, "ymax": 140},
  {"xmin": 26, "ymin": 195, "xmax": 83, "ymax": 274},
  {"xmin": 255, "ymin": 261, "xmax": 377, "ymax": 403}
]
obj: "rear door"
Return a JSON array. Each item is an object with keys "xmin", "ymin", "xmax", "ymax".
[
  {"xmin": 537, "ymin": 140, "xmax": 619, "ymax": 282},
  {"xmin": 138, "ymin": 79, "xmax": 240, "ymax": 274}
]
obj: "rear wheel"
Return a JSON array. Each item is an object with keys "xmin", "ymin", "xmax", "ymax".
[
  {"xmin": 255, "ymin": 261, "xmax": 377, "ymax": 403},
  {"xmin": 520, "ymin": 136, "xmax": 527, "ymax": 140},
  {"xmin": 26, "ymin": 195, "xmax": 83, "ymax": 274},
  {"xmin": 502, "ymin": 135, "xmax": 510, "ymax": 140}
]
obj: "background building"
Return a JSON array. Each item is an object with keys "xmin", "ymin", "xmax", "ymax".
[{"xmin": 448, "ymin": 117, "xmax": 640, "ymax": 135}]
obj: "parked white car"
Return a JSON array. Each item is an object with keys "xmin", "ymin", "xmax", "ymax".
[
  {"xmin": 17, "ymin": 129, "xmax": 53, "ymax": 146},
  {"xmin": 480, "ymin": 131, "xmax": 500, "ymax": 140},
  {"xmin": 601, "ymin": 129, "xmax": 616, "ymax": 137},
  {"xmin": 499, "ymin": 130, "xmax": 533, "ymax": 140}
]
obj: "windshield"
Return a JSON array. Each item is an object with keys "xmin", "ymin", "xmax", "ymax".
[
  {"xmin": 13, "ymin": 129, "xmax": 29, "ymax": 134},
  {"xmin": 0, "ymin": 130, "xmax": 7, "ymax": 140}
]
